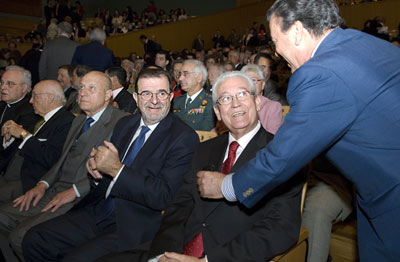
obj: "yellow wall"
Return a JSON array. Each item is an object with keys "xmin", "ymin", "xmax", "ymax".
[{"xmin": 105, "ymin": 0, "xmax": 400, "ymax": 58}]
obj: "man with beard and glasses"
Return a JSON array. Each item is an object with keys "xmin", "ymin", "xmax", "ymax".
[{"xmin": 23, "ymin": 68, "xmax": 199, "ymax": 262}]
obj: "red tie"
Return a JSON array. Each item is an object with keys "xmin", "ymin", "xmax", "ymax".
[
  {"xmin": 221, "ymin": 141, "xmax": 240, "ymax": 174},
  {"xmin": 183, "ymin": 232, "xmax": 204, "ymax": 257}
]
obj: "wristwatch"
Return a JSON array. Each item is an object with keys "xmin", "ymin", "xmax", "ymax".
[{"xmin": 20, "ymin": 130, "xmax": 29, "ymax": 140}]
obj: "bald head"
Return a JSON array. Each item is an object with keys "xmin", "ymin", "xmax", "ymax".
[
  {"xmin": 30, "ymin": 80, "xmax": 66, "ymax": 117},
  {"xmin": 78, "ymin": 71, "xmax": 113, "ymax": 116}
]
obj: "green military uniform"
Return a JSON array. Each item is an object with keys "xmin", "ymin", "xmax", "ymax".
[{"xmin": 173, "ymin": 89, "xmax": 215, "ymax": 131}]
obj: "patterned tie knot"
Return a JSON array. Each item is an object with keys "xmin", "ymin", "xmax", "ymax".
[
  {"xmin": 221, "ymin": 141, "xmax": 240, "ymax": 174},
  {"xmin": 78, "ymin": 117, "xmax": 95, "ymax": 137}
]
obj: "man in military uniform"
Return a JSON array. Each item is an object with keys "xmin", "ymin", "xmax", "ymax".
[{"xmin": 173, "ymin": 60, "xmax": 215, "ymax": 131}]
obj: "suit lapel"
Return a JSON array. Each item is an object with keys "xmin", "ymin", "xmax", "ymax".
[
  {"xmin": 35, "ymin": 108, "xmax": 67, "ymax": 137},
  {"xmin": 202, "ymin": 128, "xmax": 272, "ymax": 218}
]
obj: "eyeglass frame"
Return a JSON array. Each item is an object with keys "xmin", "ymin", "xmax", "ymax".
[
  {"xmin": 136, "ymin": 90, "xmax": 171, "ymax": 100},
  {"xmin": 216, "ymin": 90, "xmax": 255, "ymax": 105},
  {"xmin": 0, "ymin": 80, "xmax": 23, "ymax": 88}
]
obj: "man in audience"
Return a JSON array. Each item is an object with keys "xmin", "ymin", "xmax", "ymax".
[
  {"xmin": 254, "ymin": 53, "xmax": 287, "ymax": 105},
  {"xmin": 171, "ymin": 60, "xmax": 184, "ymax": 99},
  {"xmin": 97, "ymin": 71, "xmax": 304, "ymax": 262},
  {"xmin": 155, "ymin": 50, "xmax": 170, "ymax": 71},
  {"xmin": 0, "ymin": 71, "xmax": 127, "ymax": 261},
  {"xmin": 228, "ymin": 50, "xmax": 244, "ymax": 71},
  {"xmin": 0, "ymin": 80, "xmax": 74, "ymax": 202},
  {"xmin": 197, "ymin": 0, "xmax": 400, "ymax": 260},
  {"xmin": 105, "ymin": 66, "xmax": 137, "ymax": 113},
  {"xmin": 39, "ymin": 22, "xmax": 79, "ymax": 80},
  {"xmin": 241, "ymin": 64, "xmax": 282, "ymax": 134},
  {"xmin": 207, "ymin": 64, "xmax": 225, "ymax": 93},
  {"xmin": 173, "ymin": 59, "xmax": 215, "ymax": 131},
  {"xmin": 22, "ymin": 68, "xmax": 199, "ymax": 262},
  {"xmin": 57, "ymin": 65, "xmax": 81, "ymax": 114},
  {"xmin": 0, "ymin": 66, "xmax": 41, "ymax": 172},
  {"xmin": 72, "ymin": 28, "xmax": 116, "ymax": 72},
  {"xmin": 140, "ymin": 34, "xmax": 162, "ymax": 60}
]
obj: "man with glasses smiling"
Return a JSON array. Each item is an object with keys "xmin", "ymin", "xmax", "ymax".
[
  {"xmin": 22, "ymin": 68, "xmax": 199, "ymax": 262},
  {"xmin": 0, "ymin": 66, "xmax": 40, "ymax": 173},
  {"xmin": 92, "ymin": 71, "xmax": 302, "ymax": 262},
  {"xmin": 173, "ymin": 59, "xmax": 215, "ymax": 131}
]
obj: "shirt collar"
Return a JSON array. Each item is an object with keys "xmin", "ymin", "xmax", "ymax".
[
  {"xmin": 228, "ymin": 121, "xmax": 261, "ymax": 149},
  {"xmin": 187, "ymin": 88, "xmax": 203, "ymax": 101},
  {"xmin": 112, "ymin": 87, "xmax": 124, "ymax": 99},
  {"xmin": 311, "ymin": 30, "xmax": 334, "ymax": 58},
  {"xmin": 89, "ymin": 106, "xmax": 107, "ymax": 123},
  {"xmin": 43, "ymin": 106, "xmax": 63, "ymax": 122},
  {"xmin": 139, "ymin": 117, "xmax": 160, "ymax": 132}
]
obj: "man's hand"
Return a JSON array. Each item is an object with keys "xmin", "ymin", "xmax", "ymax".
[
  {"xmin": 86, "ymin": 148, "xmax": 103, "ymax": 180},
  {"xmin": 13, "ymin": 183, "xmax": 47, "ymax": 212},
  {"xmin": 92, "ymin": 141, "xmax": 122, "ymax": 178},
  {"xmin": 41, "ymin": 188, "xmax": 77, "ymax": 213},
  {"xmin": 1, "ymin": 120, "xmax": 27, "ymax": 141},
  {"xmin": 197, "ymin": 171, "xmax": 224, "ymax": 199},
  {"xmin": 161, "ymin": 252, "xmax": 206, "ymax": 262}
]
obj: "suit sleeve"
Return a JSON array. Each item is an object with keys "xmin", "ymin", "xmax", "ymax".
[
  {"xmin": 207, "ymin": 179, "xmax": 303, "ymax": 261},
  {"xmin": 233, "ymin": 65, "xmax": 358, "ymax": 207},
  {"xmin": 110, "ymin": 129, "xmax": 199, "ymax": 211}
]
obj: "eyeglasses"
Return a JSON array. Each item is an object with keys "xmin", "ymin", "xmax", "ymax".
[
  {"xmin": 217, "ymin": 90, "xmax": 253, "ymax": 105},
  {"xmin": 32, "ymin": 93, "xmax": 52, "ymax": 99},
  {"xmin": 0, "ymin": 80, "xmax": 21, "ymax": 87},
  {"xmin": 179, "ymin": 71, "xmax": 195, "ymax": 77},
  {"xmin": 137, "ymin": 90, "xmax": 171, "ymax": 100},
  {"xmin": 250, "ymin": 78, "xmax": 264, "ymax": 83}
]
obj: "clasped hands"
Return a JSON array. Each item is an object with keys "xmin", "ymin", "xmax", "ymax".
[
  {"xmin": 1, "ymin": 120, "xmax": 27, "ymax": 141},
  {"xmin": 159, "ymin": 252, "xmax": 206, "ymax": 262},
  {"xmin": 86, "ymin": 140, "xmax": 122, "ymax": 180}
]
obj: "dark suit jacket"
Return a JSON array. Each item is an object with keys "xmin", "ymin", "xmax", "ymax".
[
  {"xmin": 144, "ymin": 39, "xmax": 161, "ymax": 58},
  {"xmin": 0, "ymin": 96, "xmax": 41, "ymax": 172},
  {"xmin": 192, "ymin": 39, "xmax": 204, "ymax": 52},
  {"xmin": 113, "ymin": 88, "xmax": 137, "ymax": 114},
  {"xmin": 19, "ymin": 107, "xmax": 75, "ymax": 192},
  {"xmin": 231, "ymin": 28, "xmax": 400, "ymax": 259},
  {"xmin": 39, "ymin": 35, "xmax": 80, "ymax": 80},
  {"xmin": 71, "ymin": 41, "xmax": 115, "ymax": 72},
  {"xmin": 147, "ymin": 128, "xmax": 303, "ymax": 261},
  {"xmin": 74, "ymin": 113, "xmax": 199, "ymax": 251}
]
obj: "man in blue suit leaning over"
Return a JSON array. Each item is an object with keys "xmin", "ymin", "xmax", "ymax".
[{"xmin": 197, "ymin": 0, "xmax": 400, "ymax": 261}]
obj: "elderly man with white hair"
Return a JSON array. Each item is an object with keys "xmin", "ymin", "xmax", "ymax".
[
  {"xmin": 71, "ymin": 27, "xmax": 116, "ymax": 72},
  {"xmin": 173, "ymin": 59, "xmax": 216, "ymax": 131}
]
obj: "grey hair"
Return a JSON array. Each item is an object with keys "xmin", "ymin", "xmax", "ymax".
[
  {"xmin": 89, "ymin": 27, "xmax": 107, "ymax": 43},
  {"xmin": 58, "ymin": 21, "xmax": 73, "ymax": 35},
  {"xmin": 50, "ymin": 81, "xmax": 67, "ymax": 105},
  {"xmin": 212, "ymin": 64, "xmax": 226, "ymax": 75},
  {"xmin": 211, "ymin": 71, "xmax": 257, "ymax": 105},
  {"xmin": 122, "ymin": 59, "xmax": 135, "ymax": 71},
  {"xmin": 183, "ymin": 59, "xmax": 208, "ymax": 86},
  {"xmin": 267, "ymin": 0, "xmax": 343, "ymax": 37},
  {"xmin": 240, "ymin": 64, "xmax": 264, "ymax": 80},
  {"xmin": 6, "ymin": 65, "xmax": 32, "ymax": 92}
]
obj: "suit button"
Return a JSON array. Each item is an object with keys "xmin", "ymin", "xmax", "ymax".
[{"xmin": 202, "ymin": 223, "xmax": 207, "ymax": 227}]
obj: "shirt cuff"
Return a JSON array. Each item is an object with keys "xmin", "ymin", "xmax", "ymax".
[
  {"xmin": 105, "ymin": 164, "xmax": 125, "ymax": 198},
  {"xmin": 222, "ymin": 173, "xmax": 237, "ymax": 202},
  {"xmin": 73, "ymin": 184, "xmax": 80, "ymax": 198},
  {"xmin": 38, "ymin": 180, "xmax": 49, "ymax": 189},
  {"xmin": 148, "ymin": 254, "xmax": 162, "ymax": 262},
  {"xmin": 18, "ymin": 134, "xmax": 33, "ymax": 149}
]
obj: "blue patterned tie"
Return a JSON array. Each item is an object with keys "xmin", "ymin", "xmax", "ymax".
[
  {"xmin": 123, "ymin": 126, "xmax": 150, "ymax": 166},
  {"xmin": 78, "ymin": 117, "xmax": 94, "ymax": 137}
]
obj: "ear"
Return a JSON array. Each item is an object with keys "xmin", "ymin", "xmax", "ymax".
[
  {"xmin": 169, "ymin": 91, "xmax": 173, "ymax": 102},
  {"xmin": 165, "ymin": 60, "xmax": 169, "ymax": 66},
  {"xmin": 255, "ymin": 96, "xmax": 261, "ymax": 112},
  {"xmin": 133, "ymin": 92, "xmax": 138, "ymax": 104},
  {"xmin": 22, "ymin": 84, "xmax": 29, "ymax": 94},
  {"xmin": 213, "ymin": 105, "xmax": 222, "ymax": 121},
  {"xmin": 292, "ymin": 20, "xmax": 305, "ymax": 46},
  {"xmin": 197, "ymin": 73, "xmax": 204, "ymax": 85},
  {"xmin": 105, "ymin": 89, "xmax": 113, "ymax": 102}
]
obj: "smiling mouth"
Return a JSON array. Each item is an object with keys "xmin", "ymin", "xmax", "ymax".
[{"xmin": 232, "ymin": 111, "xmax": 245, "ymax": 117}]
